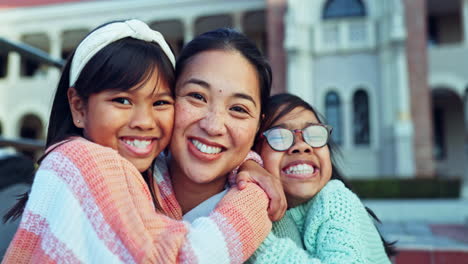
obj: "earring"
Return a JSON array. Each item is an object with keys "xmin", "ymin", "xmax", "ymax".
[{"xmin": 76, "ymin": 120, "xmax": 80, "ymax": 123}]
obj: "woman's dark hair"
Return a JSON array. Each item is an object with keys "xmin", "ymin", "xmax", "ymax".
[
  {"xmin": 255, "ymin": 93, "xmax": 397, "ymax": 257},
  {"xmin": 4, "ymin": 20, "xmax": 175, "ymax": 223},
  {"xmin": 175, "ymin": 28, "xmax": 272, "ymax": 117}
]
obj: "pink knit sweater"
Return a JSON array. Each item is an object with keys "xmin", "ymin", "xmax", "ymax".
[{"xmin": 2, "ymin": 137, "xmax": 271, "ymax": 263}]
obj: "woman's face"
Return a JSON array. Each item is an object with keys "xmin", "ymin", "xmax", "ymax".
[
  {"xmin": 170, "ymin": 50, "xmax": 261, "ymax": 186},
  {"xmin": 70, "ymin": 70, "xmax": 174, "ymax": 172},
  {"xmin": 259, "ymin": 106, "xmax": 332, "ymax": 207}
]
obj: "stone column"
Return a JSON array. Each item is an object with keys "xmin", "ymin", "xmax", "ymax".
[
  {"xmin": 464, "ymin": 91, "xmax": 468, "ymax": 198},
  {"xmin": 393, "ymin": 44, "xmax": 415, "ymax": 177},
  {"xmin": 232, "ymin": 12, "xmax": 243, "ymax": 32},
  {"xmin": 284, "ymin": 0, "xmax": 313, "ymax": 102},
  {"xmin": 4, "ymin": 51, "xmax": 19, "ymax": 138},
  {"xmin": 404, "ymin": 0, "xmax": 435, "ymax": 177},
  {"xmin": 48, "ymin": 30, "xmax": 62, "ymax": 80},
  {"xmin": 462, "ymin": 0, "xmax": 468, "ymax": 45},
  {"xmin": 378, "ymin": 0, "xmax": 416, "ymax": 177},
  {"xmin": 6, "ymin": 41, "xmax": 20, "ymax": 85},
  {"xmin": 183, "ymin": 17, "xmax": 195, "ymax": 44},
  {"xmin": 266, "ymin": 0, "xmax": 287, "ymax": 94}
]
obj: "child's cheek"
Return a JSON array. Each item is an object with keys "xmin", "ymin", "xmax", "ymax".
[{"xmin": 260, "ymin": 145, "xmax": 283, "ymax": 179}]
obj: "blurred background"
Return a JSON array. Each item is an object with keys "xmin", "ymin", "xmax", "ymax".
[{"xmin": 0, "ymin": 0, "xmax": 467, "ymax": 263}]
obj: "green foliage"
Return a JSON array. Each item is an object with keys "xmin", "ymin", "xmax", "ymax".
[{"xmin": 349, "ymin": 178, "xmax": 461, "ymax": 199}]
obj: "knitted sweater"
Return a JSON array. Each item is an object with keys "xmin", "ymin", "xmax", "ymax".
[
  {"xmin": 271, "ymin": 212, "xmax": 304, "ymax": 248},
  {"xmin": 250, "ymin": 180, "xmax": 391, "ymax": 264},
  {"xmin": 2, "ymin": 137, "xmax": 271, "ymax": 264}
]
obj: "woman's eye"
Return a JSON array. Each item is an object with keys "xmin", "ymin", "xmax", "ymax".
[
  {"xmin": 188, "ymin": 92, "xmax": 206, "ymax": 102},
  {"xmin": 230, "ymin": 106, "xmax": 248, "ymax": 114},
  {"xmin": 154, "ymin": 100, "xmax": 173, "ymax": 106},
  {"xmin": 112, "ymin": 98, "xmax": 131, "ymax": 105}
]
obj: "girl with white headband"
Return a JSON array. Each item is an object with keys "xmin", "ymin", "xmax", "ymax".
[{"xmin": 3, "ymin": 20, "xmax": 277, "ymax": 263}]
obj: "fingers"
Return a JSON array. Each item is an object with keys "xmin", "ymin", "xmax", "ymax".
[
  {"xmin": 236, "ymin": 171, "xmax": 251, "ymax": 190},
  {"xmin": 236, "ymin": 165, "xmax": 287, "ymax": 221},
  {"xmin": 267, "ymin": 179, "xmax": 287, "ymax": 221},
  {"xmin": 253, "ymin": 172, "xmax": 286, "ymax": 221},
  {"xmin": 237, "ymin": 180, "xmax": 247, "ymax": 190}
]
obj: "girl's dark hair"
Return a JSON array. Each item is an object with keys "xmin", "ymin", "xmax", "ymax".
[
  {"xmin": 48, "ymin": 37, "xmax": 174, "ymax": 147},
  {"xmin": 175, "ymin": 28, "xmax": 272, "ymax": 117},
  {"xmin": 4, "ymin": 20, "xmax": 175, "ymax": 223},
  {"xmin": 256, "ymin": 93, "xmax": 397, "ymax": 257}
]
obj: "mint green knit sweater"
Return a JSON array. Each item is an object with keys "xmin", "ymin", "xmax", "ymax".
[{"xmin": 249, "ymin": 180, "xmax": 391, "ymax": 264}]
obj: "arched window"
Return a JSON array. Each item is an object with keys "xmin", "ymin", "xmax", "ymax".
[
  {"xmin": 19, "ymin": 114, "xmax": 43, "ymax": 139},
  {"xmin": 353, "ymin": 89, "xmax": 370, "ymax": 145},
  {"xmin": 325, "ymin": 92, "xmax": 342, "ymax": 145},
  {"xmin": 323, "ymin": 0, "xmax": 366, "ymax": 19}
]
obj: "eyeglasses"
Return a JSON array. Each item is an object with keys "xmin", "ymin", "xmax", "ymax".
[{"xmin": 262, "ymin": 124, "xmax": 333, "ymax": 151}]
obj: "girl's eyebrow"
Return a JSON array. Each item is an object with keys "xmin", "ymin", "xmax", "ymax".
[
  {"xmin": 271, "ymin": 123, "xmax": 288, "ymax": 129},
  {"xmin": 275, "ymin": 121, "xmax": 318, "ymax": 129},
  {"xmin": 304, "ymin": 121, "xmax": 319, "ymax": 126},
  {"xmin": 155, "ymin": 91, "xmax": 173, "ymax": 97},
  {"xmin": 106, "ymin": 89, "xmax": 129, "ymax": 95}
]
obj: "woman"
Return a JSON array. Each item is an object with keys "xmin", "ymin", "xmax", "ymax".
[
  {"xmin": 171, "ymin": 28, "xmax": 272, "ymax": 215},
  {"xmin": 152, "ymin": 27, "xmax": 283, "ymax": 213}
]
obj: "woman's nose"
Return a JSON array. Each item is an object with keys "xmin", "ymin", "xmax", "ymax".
[{"xmin": 199, "ymin": 108, "xmax": 226, "ymax": 136}]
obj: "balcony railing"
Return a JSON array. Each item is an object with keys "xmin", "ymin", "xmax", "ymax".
[{"xmin": 314, "ymin": 19, "xmax": 376, "ymax": 54}]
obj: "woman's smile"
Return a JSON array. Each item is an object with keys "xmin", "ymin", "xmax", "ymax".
[{"xmin": 187, "ymin": 137, "xmax": 225, "ymax": 161}]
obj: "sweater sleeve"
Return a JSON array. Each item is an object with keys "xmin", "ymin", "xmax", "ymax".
[
  {"xmin": 302, "ymin": 180, "xmax": 390, "ymax": 264},
  {"xmin": 271, "ymin": 212, "xmax": 304, "ymax": 248},
  {"xmin": 248, "ymin": 180, "xmax": 391, "ymax": 264},
  {"xmin": 246, "ymin": 200, "xmax": 322, "ymax": 264},
  {"xmin": 247, "ymin": 232, "xmax": 321, "ymax": 264},
  {"xmin": 2, "ymin": 139, "xmax": 271, "ymax": 264}
]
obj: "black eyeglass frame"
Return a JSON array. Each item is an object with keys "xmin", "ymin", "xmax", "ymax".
[{"xmin": 262, "ymin": 123, "xmax": 333, "ymax": 151}]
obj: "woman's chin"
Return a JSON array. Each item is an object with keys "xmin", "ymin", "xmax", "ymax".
[{"xmin": 187, "ymin": 173, "xmax": 225, "ymax": 185}]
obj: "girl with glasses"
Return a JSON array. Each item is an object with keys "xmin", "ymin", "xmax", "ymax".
[{"xmin": 248, "ymin": 93, "xmax": 395, "ymax": 263}]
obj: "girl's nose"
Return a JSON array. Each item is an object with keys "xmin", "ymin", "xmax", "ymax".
[
  {"xmin": 129, "ymin": 106, "xmax": 156, "ymax": 130},
  {"xmin": 288, "ymin": 132, "xmax": 312, "ymax": 154}
]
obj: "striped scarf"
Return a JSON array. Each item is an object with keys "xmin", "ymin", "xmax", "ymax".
[{"xmin": 2, "ymin": 137, "xmax": 271, "ymax": 263}]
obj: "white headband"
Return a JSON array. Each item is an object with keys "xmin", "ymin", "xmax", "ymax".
[{"xmin": 70, "ymin": 19, "xmax": 175, "ymax": 86}]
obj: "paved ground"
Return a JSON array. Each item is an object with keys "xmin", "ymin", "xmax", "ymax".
[
  {"xmin": 381, "ymin": 222, "xmax": 468, "ymax": 263},
  {"xmin": 367, "ymin": 200, "xmax": 468, "ymax": 263}
]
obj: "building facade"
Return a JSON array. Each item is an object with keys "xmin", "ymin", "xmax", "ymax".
[{"xmin": 0, "ymin": 0, "xmax": 467, "ymax": 190}]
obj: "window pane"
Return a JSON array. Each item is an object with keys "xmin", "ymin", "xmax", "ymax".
[
  {"xmin": 433, "ymin": 107, "xmax": 446, "ymax": 160},
  {"xmin": 0, "ymin": 52, "xmax": 7, "ymax": 78},
  {"xmin": 325, "ymin": 92, "xmax": 342, "ymax": 144},
  {"xmin": 353, "ymin": 90, "xmax": 370, "ymax": 145},
  {"xmin": 323, "ymin": 0, "xmax": 366, "ymax": 19}
]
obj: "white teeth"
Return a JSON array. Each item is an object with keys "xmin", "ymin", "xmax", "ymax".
[
  {"xmin": 124, "ymin": 139, "xmax": 151, "ymax": 149},
  {"xmin": 192, "ymin": 139, "xmax": 222, "ymax": 154},
  {"xmin": 284, "ymin": 164, "xmax": 315, "ymax": 175}
]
